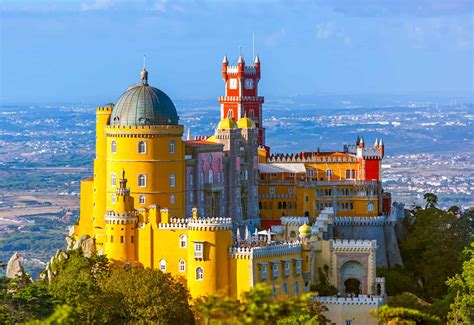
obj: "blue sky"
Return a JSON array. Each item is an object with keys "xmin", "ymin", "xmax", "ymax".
[{"xmin": 0, "ymin": 0, "xmax": 472, "ymax": 104}]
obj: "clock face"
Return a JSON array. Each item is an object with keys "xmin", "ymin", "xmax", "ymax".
[
  {"xmin": 244, "ymin": 78, "xmax": 254, "ymax": 89},
  {"xmin": 229, "ymin": 79, "xmax": 238, "ymax": 89}
]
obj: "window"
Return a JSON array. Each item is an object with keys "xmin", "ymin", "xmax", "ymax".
[
  {"xmin": 283, "ymin": 282, "xmax": 288, "ymax": 295},
  {"xmin": 179, "ymin": 260, "xmax": 186, "ymax": 272},
  {"xmin": 208, "ymin": 170, "xmax": 213, "ymax": 183},
  {"xmin": 284, "ymin": 262, "xmax": 290, "ymax": 277},
  {"xmin": 138, "ymin": 174, "xmax": 147, "ymax": 187},
  {"xmin": 111, "ymin": 140, "xmax": 116, "ymax": 154},
  {"xmin": 189, "ymin": 192, "xmax": 193, "ymax": 203},
  {"xmin": 169, "ymin": 173, "xmax": 176, "ymax": 187},
  {"xmin": 131, "ymin": 236, "xmax": 134, "ymax": 243},
  {"xmin": 368, "ymin": 202, "xmax": 374, "ymax": 212},
  {"xmin": 138, "ymin": 141, "xmax": 146, "ymax": 154},
  {"xmin": 272, "ymin": 286, "xmax": 276, "ymax": 298},
  {"xmin": 169, "ymin": 140, "xmax": 176, "ymax": 154},
  {"xmin": 111, "ymin": 173, "xmax": 116, "ymax": 186},
  {"xmin": 120, "ymin": 236, "xmax": 124, "ymax": 243},
  {"xmin": 345, "ymin": 321, "xmax": 353, "ymax": 325},
  {"xmin": 269, "ymin": 187, "xmax": 275, "ymax": 195},
  {"xmin": 160, "ymin": 259, "xmax": 166, "ymax": 272},
  {"xmin": 196, "ymin": 267, "xmax": 204, "ymax": 280},
  {"xmin": 170, "ymin": 194, "xmax": 175, "ymax": 205},
  {"xmin": 111, "ymin": 194, "xmax": 116, "ymax": 203},
  {"xmin": 227, "ymin": 109, "xmax": 234, "ymax": 117},
  {"xmin": 194, "ymin": 242, "xmax": 204, "ymax": 259},
  {"xmin": 346, "ymin": 169, "xmax": 356, "ymax": 179},
  {"xmin": 200, "ymin": 171, "xmax": 204, "ymax": 183},
  {"xmin": 305, "ymin": 195, "xmax": 309, "ymax": 202},
  {"xmin": 110, "ymin": 235, "xmax": 114, "ymax": 243},
  {"xmin": 139, "ymin": 195, "xmax": 146, "ymax": 205},
  {"xmin": 296, "ymin": 260, "xmax": 302, "ymax": 275},
  {"xmin": 189, "ymin": 174, "xmax": 193, "ymax": 186},
  {"xmin": 217, "ymin": 170, "xmax": 221, "ymax": 183},
  {"xmin": 180, "ymin": 234, "xmax": 187, "ymax": 248},
  {"xmin": 307, "ymin": 169, "xmax": 314, "ymax": 178},
  {"xmin": 288, "ymin": 187, "xmax": 294, "ymax": 195},
  {"xmin": 294, "ymin": 281, "xmax": 299, "ymax": 295},
  {"xmin": 272, "ymin": 263, "xmax": 278, "ymax": 279},
  {"xmin": 326, "ymin": 169, "xmax": 333, "ymax": 178},
  {"xmin": 261, "ymin": 264, "xmax": 267, "ymax": 280},
  {"xmin": 248, "ymin": 109, "xmax": 255, "ymax": 118}
]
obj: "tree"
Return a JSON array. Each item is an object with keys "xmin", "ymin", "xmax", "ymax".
[
  {"xmin": 377, "ymin": 266, "xmax": 420, "ymax": 296},
  {"xmin": 372, "ymin": 305, "xmax": 441, "ymax": 325},
  {"xmin": 423, "ymin": 193, "xmax": 438, "ymax": 209},
  {"xmin": 101, "ymin": 268, "xmax": 194, "ymax": 324},
  {"xmin": 445, "ymin": 242, "xmax": 474, "ymax": 324},
  {"xmin": 311, "ymin": 265, "xmax": 338, "ymax": 296}
]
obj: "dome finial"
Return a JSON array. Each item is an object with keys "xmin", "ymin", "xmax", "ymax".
[{"xmin": 141, "ymin": 55, "xmax": 148, "ymax": 85}]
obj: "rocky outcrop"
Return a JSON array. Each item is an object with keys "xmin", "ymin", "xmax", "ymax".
[
  {"xmin": 6, "ymin": 252, "xmax": 26, "ymax": 279},
  {"xmin": 72, "ymin": 235, "xmax": 95, "ymax": 257}
]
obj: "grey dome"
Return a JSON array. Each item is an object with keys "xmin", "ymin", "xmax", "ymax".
[{"xmin": 110, "ymin": 71, "xmax": 179, "ymax": 126}]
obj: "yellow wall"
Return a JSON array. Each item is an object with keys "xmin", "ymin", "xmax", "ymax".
[{"xmin": 75, "ymin": 177, "xmax": 94, "ymax": 236}]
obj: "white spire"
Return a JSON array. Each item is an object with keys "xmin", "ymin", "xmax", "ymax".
[
  {"xmin": 222, "ymin": 55, "xmax": 228, "ymax": 64},
  {"xmin": 254, "ymin": 55, "xmax": 260, "ymax": 64},
  {"xmin": 266, "ymin": 229, "xmax": 271, "ymax": 243},
  {"xmin": 186, "ymin": 128, "xmax": 191, "ymax": 141},
  {"xmin": 379, "ymin": 138, "xmax": 383, "ymax": 146},
  {"xmin": 374, "ymin": 138, "xmax": 379, "ymax": 147},
  {"xmin": 244, "ymin": 225, "xmax": 250, "ymax": 241},
  {"xmin": 254, "ymin": 228, "xmax": 258, "ymax": 241},
  {"xmin": 238, "ymin": 54, "xmax": 244, "ymax": 64},
  {"xmin": 236, "ymin": 228, "xmax": 241, "ymax": 242}
]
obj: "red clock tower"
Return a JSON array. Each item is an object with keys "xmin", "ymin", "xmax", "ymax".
[{"xmin": 219, "ymin": 55, "xmax": 266, "ymax": 147}]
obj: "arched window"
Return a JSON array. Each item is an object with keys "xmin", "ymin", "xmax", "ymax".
[
  {"xmin": 138, "ymin": 174, "xmax": 146, "ymax": 187},
  {"xmin": 283, "ymin": 202, "xmax": 287, "ymax": 209},
  {"xmin": 169, "ymin": 140, "xmax": 175, "ymax": 154},
  {"xmin": 272, "ymin": 286, "xmax": 276, "ymax": 298},
  {"xmin": 248, "ymin": 109, "xmax": 255, "ymax": 118},
  {"xmin": 139, "ymin": 195, "xmax": 146, "ymax": 205},
  {"xmin": 244, "ymin": 169, "xmax": 248, "ymax": 180},
  {"xmin": 200, "ymin": 171, "xmax": 204, "ymax": 183},
  {"xmin": 160, "ymin": 259, "xmax": 166, "ymax": 272},
  {"xmin": 208, "ymin": 170, "xmax": 214, "ymax": 183},
  {"xmin": 367, "ymin": 202, "xmax": 374, "ymax": 212},
  {"xmin": 278, "ymin": 202, "xmax": 282, "ymax": 209},
  {"xmin": 259, "ymin": 202, "xmax": 262, "ymax": 209},
  {"xmin": 189, "ymin": 174, "xmax": 194, "ymax": 186},
  {"xmin": 169, "ymin": 173, "xmax": 176, "ymax": 187},
  {"xmin": 294, "ymin": 281, "xmax": 299, "ymax": 295},
  {"xmin": 179, "ymin": 260, "xmax": 186, "ymax": 273},
  {"xmin": 227, "ymin": 109, "xmax": 234, "ymax": 118},
  {"xmin": 196, "ymin": 267, "xmax": 204, "ymax": 280},
  {"xmin": 326, "ymin": 169, "xmax": 333, "ymax": 178},
  {"xmin": 111, "ymin": 194, "xmax": 116, "ymax": 203},
  {"xmin": 283, "ymin": 282, "xmax": 288, "ymax": 295},
  {"xmin": 217, "ymin": 170, "xmax": 221, "ymax": 183},
  {"xmin": 138, "ymin": 141, "xmax": 146, "ymax": 154},
  {"xmin": 111, "ymin": 173, "xmax": 116, "ymax": 186},
  {"xmin": 170, "ymin": 194, "xmax": 175, "ymax": 204},
  {"xmin": 111, "ymin": 140, "xmax": 116, "ymax": 154},
  {"xmin": 179, "ymin": 234, "xmax": 187, "ymax": 248}
]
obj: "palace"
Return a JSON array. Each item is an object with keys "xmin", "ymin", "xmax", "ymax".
[{"xmin": 72, "ymin": 55, "xmax": 400, "ymax": 322}]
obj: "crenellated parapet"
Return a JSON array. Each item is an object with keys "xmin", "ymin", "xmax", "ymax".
[
  {"xmin": 229, "ymin": 242, "xmax": 302, "ymax": 259},
  {"xmin": 281, "ymin": 216, "xmax": 309, "ymax": 226},
  {"xmin": 105, "ymin": 211, "xmax": 138, "ymax": 225},
  {"xmin": 267, "ymin": 153, "xmax": 358, "ymax": 163},
  {"xmin": 330, "ymin": 239, "xmax": 377, "ymax": 252},
  {"xmin": 333, "ymin": 216, "xmax": 388, "ymax": 226},
  {"xmin": 313, "ymin": 296, "xmax": 384, "ymax": 305},
  {"xmin": 105, "ymin": 124, "xmax": 184, "ymax": 138},
  {"xmin": 188, "ymin": 217, "xmax": 232, "ymax": 231}
]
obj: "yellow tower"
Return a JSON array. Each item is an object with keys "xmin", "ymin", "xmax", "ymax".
[
  {"xmin": 187, "ymin": 215, "xmax": 233, "ymax": 297},
  {"xmin": 299, "ymin": 223, "xmax": 313, "ymax": 275},
  {"xmin": 104, "ymin": 170, "xmax": 137, "ymax": 262}
]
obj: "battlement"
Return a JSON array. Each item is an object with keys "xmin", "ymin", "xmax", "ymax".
[
  {"xmin": 105, "ymin": 211, "xmax": 138, "ymax": 224},
  {"xmin": 105, "ymin": 124, "xmax": 184, "ymax": 137},
  {"xmin": 281, "ymin": 216, "xmax": 309, "ymax": 225},
  {"xmin": 330, "ymin": 239, "xmax": 377, "ymax": 251},
  {"xmin": 229, "ymin": 241, "xmax": 302, "ymax": 259},
  {"xmin": 188, "ymin": 217, "xmax": 232, "ymax": 231},
  {"xmin": 218, "ymin": 96, "xmax": 264, "ymax": 103},
  {"xmin": 333, "ymin": 216, "xmax": 389, "ymax": 226},
  {"xmin": 267, "ymin": 153, "xmax": 357, "ymax": 164},
  {"xmin": 313, "ymin": 296, "xmax": 384, "ymax": 306},
  {"xmin": 96, "ymin": 105, "xmax": 114, "ymax": 112},
  {"xmin": 225, "ymin": 66, "xmax": 257, "ymax": 75}
]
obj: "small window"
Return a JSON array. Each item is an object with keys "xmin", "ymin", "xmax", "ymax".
[
  {"xmin": 120, "ymin": 236, "xmax": 124, "ymax": 243},
  {"xmin": 139, "ymin": 195, "xmax": 146, "ymax": 205},
  {"xmin": 194, "ymin": 242, "xmax": 204, "ymax": 259},
  {"xmin": 170, "ymin": 194, "xmax": 175, "ymax": 205},
  {"xmin": 160, "ymin": 259, "xmax": 167, "ymax": 272},
  {"xmin": 283, "ymin": 282, "xmax": 288, "ymax": 295},
  {"xmin": 227, "ymin": 109, "xmax": 234, "ymax": 118},
  {"xmin": 208, "ymin": 170, "xmax": 214, "ymax": 183},
  {"xmin": 217, "ymin": 170, "xmax": 221, "ymax": 183},
  {"xmin": 170, "ymin": 173, "xmax": 176, "ymax": 187},
  {"xmin": 307, "ymin": 169, "xmax": 314, "ymax": 178},
  {"xmin": 284, "ymin": 262, "xmax": 291, "ymax": 277},
  {"xmin": 305, "ymin": 196, "xmax": 309, "ymax": 202},
  {"xmin": 294, "ymin": 281, "xmax": 299, "ymax": 295},
  {"xmin": 200, "ymin": 171, "xmax": 204, "ymax": 183},
  {"xmin": 138, "ymin": 141, "xmax": 146, "ymax": 154},
  {"xmin": 272, "ymin": 286, "xmax": 276, "ymax": 298},
  {"xmin": 196, "ymin": 267, "xmax": 204, "ymax": 280},
  {"xmin": 111, "ymin": 140, "xmax": 116, "ymax": 154},
  {"xmin": 179, "ymin": 234, "xmax": 187, "ymax": 248},
  {"xmin": 189, "ymin": 192, "xmax": 193, "ymax": 203},
  {"xmin": 111, "ymin": 173, "xmax": 116, "ymax": 187},
  {"xmin": 179, "ymin": 260, "xmax": 186, "ymax": 272},
  {"xmin": 110, "ymin": 235, "xmax": 114, "ymax": 243},
  {"xmin": 131, "ymin": 236, "xmax": 134, "ymax": 243},
  {"xmin": 368, "ymin": 202, "xmax": 374, "ymax": 212},
  {"xmin": 138, "ymin": 174, "xmax": 147, "ymax": 187},
  {"xmin": 111, "ymin": 194, "xmax": 116, "ymax": 203},
  {"xmin": 261, "ymin": 264, "xmax": 267, "ymax": 280},
  {"xmin": 272, "ymin": 263, "xmax": 278, "ymax": 279},
  {"xmin": 326, "ymin": 169, "xmax": 333, "ymax": 178},
  {"xmin": 169, "ymin": 140, "xmax": 176, "ymax": 154},
  {"xmin": 270, "ymin": 187, "xmax": 275, "ymax": 195},
  {"xmin": 345, "ymin": 321, "xmax": 353, "ymax": 325},
  {"xmin": 288, "ymin": 187, "xmax": 294, "ymax": 195},
  {"xmin": 189, "ymin": 174, "xmax": 194, "ymax": 185},
  {"xmin": 296, "ymin": 261, "xmax": 302, "ymax": 275}
]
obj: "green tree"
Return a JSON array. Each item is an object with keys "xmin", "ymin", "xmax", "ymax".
[
  {"xmin": 377, "ymin": 266, "xmax": 420, "ymax": 296},
  {"xmin": 311, "ymin": 265, "xmax": 338, "ymax": 296},
  {"xmin": 372, "ymin": 305, "xmax": 441, "ymax": 325},
  {"xmin": 445, "ymin": 242, "xmax": 474, "ymax": 324},
  {"xmin": 101, "ymin": 268, "xmax": 194, "ymax": 324},
  {"xmin": 25, "ymin": 305, "xmax": 78, "ymax": 325},
  {"xmin": 423, "ymin": 193, "xmax": 438, "ymax": 209}
]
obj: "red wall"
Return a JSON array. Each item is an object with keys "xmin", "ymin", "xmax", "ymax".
[{"xmin": 364, "ymin": 159, "xmax": 380, "ymax": 180}]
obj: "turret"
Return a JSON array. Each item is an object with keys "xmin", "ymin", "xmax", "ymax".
[
  {"xmin": 374, "ymin": 138, "xmax": 379, "ymax": 148},
  {"xmin": 237, "ymin": 55, "xmax": 245, "ymax": 78},
  {"xmin": 222, "ymin": 55, "xmax": 228, "ymax": 81},
  {"xmin": 359, "ymin": 137, "xmax": 365, "ymax": 149},
  {"xmin": 378, "ymin": 138, "xmax": 384, "ymax": 158},
  {"xmin": 254, "ymin": 55, "xmax": 260, "ymax": 79}
]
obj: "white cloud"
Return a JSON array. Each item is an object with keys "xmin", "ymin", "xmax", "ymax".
[
  {"xmin": 80, "ymin": 0, "xmax": 113, "ymax": 11},
  {"xmin": 264, "ymin": 28, "xmax": 286, "ymax": 47},
  {"xmin": 315, "ymin": 23, "xmax": 334, "ymax": 40}
]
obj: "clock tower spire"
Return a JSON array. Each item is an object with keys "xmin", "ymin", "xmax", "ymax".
[{"xmin": 218, "ymin": 54, "xmax": 266, "ymax": 147}]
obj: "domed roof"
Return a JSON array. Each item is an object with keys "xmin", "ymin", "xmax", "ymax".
[
  {"xmin": 217, "ymin": 117, "xmax": 238, "ymax": 130},
  {"xmin": 237, "ymin": 116, "xmax": 256, "ymax": 129},
  {"xmin": 298, "ymin": 222, "xmax": 312, "ymax": 237},
  {"xmin": 109, "ymin": 69, "xmax": 179, "ymax": 126}
]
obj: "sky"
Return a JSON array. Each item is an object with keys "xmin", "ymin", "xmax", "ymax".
[{"xmin": 0, "ymin": 0, "xmax": 473, "ymax": 104}]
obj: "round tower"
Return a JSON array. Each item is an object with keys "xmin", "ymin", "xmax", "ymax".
[
  {"xmin": 104, "ymin": 171, "xmax": 138, "ymax": 262},
  {"xmin": 186, "ymin": 217, "xmax": 233, "ymax": 297}
]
